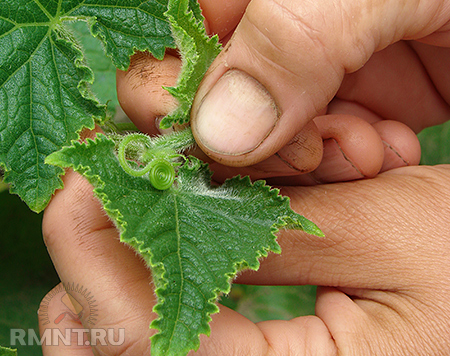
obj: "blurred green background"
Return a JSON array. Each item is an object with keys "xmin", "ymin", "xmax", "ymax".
[{"xmin": 1, "ymin": 21, "xmax": 449, "ymax": 356}]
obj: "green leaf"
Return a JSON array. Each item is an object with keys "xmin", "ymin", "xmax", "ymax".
[
  {"xmin": 69, "ymin": 0, "xmax": 175, "ymax": 68},
  {"xmin": 46, "ymin": 134, "xmax": 322, "ymax": 356},
  {"xmin": 224, "ymin": 285, "xmax": 317, "ymax": 323},
  {"xmin": 419, "ymin": 120, "xmax": 450, "ymax": 165},
  {"xmin": 67, "ymin": 21, "xmax": 119, "ymax": 115},
  {"xmin": 0, "ymin": 346, "xmax": 17, "ymax": 356},
  {"xmin": 160, "ymin": 0, "xmax": 221, "ymax": 129},
  {"xmin": 188, "ymin": 0, "xmax": 205, "ymax": 22},
  {"xmin": 0, "ymin": 0, "xmax": 175, "ymax": 211},
  {"xmin": 0, "ymin": 18, "xmax": 99, "ymax": 211}
]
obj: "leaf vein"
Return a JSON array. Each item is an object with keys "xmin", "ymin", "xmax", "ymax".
[
  {"xmin": 0, "ymin": 28, "xmax": 50, "ymax": 89},
  {"xmin": 32, "ymin": 0, "xmax": 54, "ymax": 21}
]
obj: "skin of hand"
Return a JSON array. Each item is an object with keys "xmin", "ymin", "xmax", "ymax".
[
  {"xmin": 39, "ymin": 164, "xmax": 450, "ymax": 355},
  {"xmin": 116, "ymin": 0, "xmax": 450, "ymax": 184}
]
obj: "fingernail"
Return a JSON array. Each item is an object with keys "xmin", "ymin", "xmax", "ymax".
[
  {"xmin": 311, "ymin": 139, "xmax": 364, "ymax": 183},
  {"xmin": 193, "ymin": 69, "xmax": 279, "ymax": 155},
  {"xmin": 276, "ymin": 126, "xmax": 323, "ymax": 173}
]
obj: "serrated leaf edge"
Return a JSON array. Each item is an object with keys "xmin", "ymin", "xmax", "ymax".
[
  {"xmin": 160, "ymin": 0, "xmax": 221, "ymax": 129},
  {"xmin": 46, "ymin": 134, "xmax": 126, "ymax": 228},
  {"xmin": 1, "ymin": 20, "xmax": 105, "ymax": 212},
  {"xmin": 46, "ymin": 134, "xmax": 322, "ymax": 356},
  {"xmin": 148, "ymin": 163, "xmax": 307, "ymax": 356}
]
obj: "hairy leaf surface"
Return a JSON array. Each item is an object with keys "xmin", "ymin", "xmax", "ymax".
[
  {"xmin": 0, "ymin": 0, "xmax": 174, "ymax": 211},
  {"xmin": 47, "ymin": 134, "xmax": 322, "ymax": 356},
  {"xmin": 160, "ymin": 0, "xmax": 221, "ymax": 128}
]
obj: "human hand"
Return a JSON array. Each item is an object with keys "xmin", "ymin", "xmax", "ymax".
[
  {"xmin": 39, "ymin": 164, "xmax": 450, "ymax": 355},
  {"xmin": 116, "ymin": 0, "xmax": 450, "ymax": 184}
]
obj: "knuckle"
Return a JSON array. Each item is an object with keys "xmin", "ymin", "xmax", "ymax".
[
  {"xmin": 42, "ymin": 172, "xmax": 109, "ymax": 250},
  {"xmin": 242, "ymin": 0, "xmax": 369, "ymax": 74}
]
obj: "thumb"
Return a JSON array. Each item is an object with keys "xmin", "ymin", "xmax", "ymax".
[{"xmin": 191, "ymin": 0, "xmax": 449, "ymax": 167}]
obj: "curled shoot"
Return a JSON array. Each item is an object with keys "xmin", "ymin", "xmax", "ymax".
[
  {"xmin": 117, "ymin": 129, "xmax": 195, "ymax": 190},
  {"xmin": 147, "ymin": 158, "xmax": 176, "ymax": 190}
]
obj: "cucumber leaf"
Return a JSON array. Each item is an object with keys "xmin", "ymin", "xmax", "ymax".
[
  {"xmin": 0, "ymin": 346, "xmax": 17, "ymax": 356},
  {"xmin": 160, "ymin": 0, "xmax": 221, "ymax": 129},
  {"xmin": 419, "ymin": 120, "xmax": 450, "ymax": 165},
  {"xmin": 0, "ymin": 0, "xmax": 174, "ymax": 212},
  {"xmin": 46, "ymin": 133, "xmax": 322, "ymax": 356},
  {"xmin": 67, "ymin": 21, "xmax": 119, "ymax": 116}
]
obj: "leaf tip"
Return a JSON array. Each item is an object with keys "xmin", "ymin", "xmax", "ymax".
[{"xmin": 45, "ymin": 151, "xmax": 65, "ymax": 167}]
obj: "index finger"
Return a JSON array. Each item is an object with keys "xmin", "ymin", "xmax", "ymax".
[{"xmin": 237, "ymin": 166, "xmax": 450, "ymax": 295}]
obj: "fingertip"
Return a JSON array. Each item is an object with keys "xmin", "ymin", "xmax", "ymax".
[
  {"xmin": 311, "ymin": 138, "xmax": 366, "ymax": 183},
  {"xmin": 372, "ymin": 120, "xmax": 421, "ymax": 172},
  {"xmin": 311, "ymin": 115, "xmax": 384, "ymax": 183},
  {"xmin": 116, "ymin": 52, "xmax": 181, "ymax": 135},
  {"xmin": 191, "ymin": 67, "xmax": 322, "ymax": 168},
  {"xmin": 198, "ymin": 0, "xmax": 249, "ymax": 39},
  {"xmin": 315, "ymin": 286, "xmax": 365, "ymax": 334},
  {"xmin": 276, "ymin": 121, "xmax": 323, "ymax": 173}
]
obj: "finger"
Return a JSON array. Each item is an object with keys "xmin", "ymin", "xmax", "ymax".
[
  {"xmin": 337, "ymin": 41, "xmax": 450, "ymax": 133},
  {"xmin": 209, "ymin": 121, "xmax": 323, "ymax": 182},
  {"xmin": 194, "ymin": 304, "xmax": 337, "ymax": 356},
  {"xmin": 236, "ymin": 165, "xmax": 450, "ymax": 294},
  {"xmin": 272, "ymin": 115, "xmax": 385, "ymax": 185},
  {"xmin": 327, "ymin": 99, "xmax": 421, "ymax": 173},
  {"xmin": 372, "ymin": 120, "xmax": 421, "ymax": 172},
  {"xmin": 212, "ymin": 114, "xmax": 418, "ymax": 185},
  {"xmin": 199, "ymin": 0, "xmax": 250, "ymax": 39},
  {"xmin": 42, "ymin": 171, "xmax": 155, "ymax": 355},
  {"xmin": 267, "ymin": 114, "xmax": 386, "ymax": 185},
  {"xmin": 200, "ymin": 290, "xmax": 417, "ymax": 356},
  {"xmin": 315, "ymin": 284, "xmax": 449, "ymax": 354},
  {"xmin": 116, "ymin": 52, "xmax": 181, "ymax": 135},
  {"xmin": 210, "ymin": 114, "xmax": 385, "ymax": 185},
  {"xmin": 311, "ymin": 114, "xmax": 385, "ymax": 183},
  {"xmin": 191, "ymin": 0, "xmax": 449, "ymax": 167},
  {"xmin": 116, "ymin": 1, "xmax": 250, "ymax": 135}
]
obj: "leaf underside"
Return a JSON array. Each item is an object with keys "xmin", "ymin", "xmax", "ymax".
[
  {"xmin": 47, "ymin": 134, "xmax": 322, "ymax": 356},
  {"xmin": 0, "ymin": 0, "xmax": 174, "ymax": 211}
]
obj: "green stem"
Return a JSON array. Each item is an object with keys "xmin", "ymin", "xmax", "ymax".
[
  {"xmin": 104, "ymin": 121, "xmax": 139, "ymax": 133},
  {"xmin": 148, "ymin": 127, "xmax": 196, "ymax": 153},
  {"xmin": 115, "ymin": 122, "xmax": 139, "ymax": 132},
  {"xmin": 118, "ymin": 134, "xmax": 153, "ymax": 177},
  {"xmin": 116, "ymin": 128, "xmax": 195, "ymax": 181}
]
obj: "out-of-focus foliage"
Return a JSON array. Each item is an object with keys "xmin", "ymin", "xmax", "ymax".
[{"xmin": 419, "ymin": 121, "xmax": 450, "ymax": 165}]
